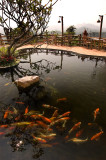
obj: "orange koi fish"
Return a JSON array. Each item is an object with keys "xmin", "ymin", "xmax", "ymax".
[
  {"xmin": 88, "ymin": 122, "xmax": 97, "ymax": 126},
  {"xmin": 16, "ymin": 102, "xmax": 24, "ymax": 104},
  {"xmin": 32, "ymin": 135, "xmax": 47, "ymax": 143},
  {"xmin": 68, "ymin": 122, "xmax": 81, "ymax": 134},
  {"xmin": 15, "ymin": 115, "xmax": 21, "ymax": 121},
  {"xmin": 25, "ymin": 106, "xmax": 29, "ymax": 114},
  {"xmin": 91, "ymin": 131, "xmax": 103, "ymax": 141},
  {"xmin": 94, "ymin": 108, "xmax": 99, "ymax": 121},
  {"xmin": 30, "ymin": 115, "xmax": 38, "ymax": 119},
  {"xmin": 76, "ymin": 129, "xmax": 83, "ymax": 138},
  {"xmin": 59, "ymin": 111, "xmax": 71, "ymax": 118},
  {"xmin": 0, "ymin": 132, "xmax": 5, "ymax": 135},
  {"xmin": 0, "ymin": 125, "xmax": 8, "ymax": 128},
  {"xmin": 36, "ymin": 121, "xmax": 48, "ymax": 129},
  {"xmin": 52, "ymin": 110, "xmax": 58, "ymax": 118},
  {"xmin": 4, "ymin": 111, "xmax": 9, "ymax": 119},
  {"xmin": 50, "ymin": 117, "xmax": 70, "ymax": 126},
  {"xmin": 57, "ymin": 98, "xmax": 67, "ymax": 102},
  {"xmin": 39, "ymin": 115, "xmax": 52, "ymax": 123},
  {"xmin": 27, "ymin": 123, "xmax": 38, "ymax": 128},
  {"xmin": 88, "ymin": 123, "xmax": 93, "ymax": 126},
  {"xmin": 65, "ymin": 135, "xmax": 69, "ymax": 140}
]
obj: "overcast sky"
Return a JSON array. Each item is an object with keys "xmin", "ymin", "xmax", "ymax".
[{"xmin": 47, "ymin": 0, "xmax": 106, "ymax": 31}]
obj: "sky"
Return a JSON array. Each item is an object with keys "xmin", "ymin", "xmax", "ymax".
[
  {"xmin": 0, "ymin": 0, "xmax": 106, "ymax": 33},
  {"xmin": 47, "ymin": 0, "xmax": 106, "ymax": 31}
]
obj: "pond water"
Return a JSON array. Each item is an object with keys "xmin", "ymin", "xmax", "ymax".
[{"xmin": 0, "ymin": 48, "xmax": 106, "ymax": 160}]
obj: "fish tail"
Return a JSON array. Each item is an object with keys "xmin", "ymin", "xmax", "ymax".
[{"xmin": 68, "ymin": 128, "xmax": 73, "ymax": 134}]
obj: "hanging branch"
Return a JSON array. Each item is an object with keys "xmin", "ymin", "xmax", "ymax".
[{"xmin": 0, "ymin": 0, "xmax": 59, "ymax": 56}]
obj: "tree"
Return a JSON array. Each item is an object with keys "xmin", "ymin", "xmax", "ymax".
[
  {"xmin": 66, "ymin": 25, "xmax": 76, "ymax": 35},
  {"xmin": 0, "ymin": 0, "xmax": 59, "ymax": 56}
]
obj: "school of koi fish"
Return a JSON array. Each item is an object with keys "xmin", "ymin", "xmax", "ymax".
[{"xmin": 0, "ymin": 100, "xmax": 104, "ymax": 150}]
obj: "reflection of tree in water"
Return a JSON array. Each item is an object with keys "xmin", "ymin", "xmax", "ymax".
[
  {"xmin": 0, "ymin": 50, "xmax": 63, "ymax": 107},
  {"xmin": 8, "ymin": 126, "xmax": 44, "ymax": 159}
]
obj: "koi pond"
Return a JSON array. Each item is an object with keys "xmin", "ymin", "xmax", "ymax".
[{"xmin": 0, "ymin": 48, "xmax": 106, "ymax": 160}]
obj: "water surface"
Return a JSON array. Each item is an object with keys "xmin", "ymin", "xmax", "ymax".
[{"xmin": 0, "ymin": 48, "xmax": 106, "ymax": 160}]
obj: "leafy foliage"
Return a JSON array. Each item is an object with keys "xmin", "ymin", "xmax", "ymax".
[
  {"xmin": 0, "ymin": 0, "xmax": 59, "ymax": 56},
  {"xmin": 66, "ymin": 25, "xmax": 76, "ymax": 35},
  {"xmin": 0, "ymin": 47, "xmax": 18, "ymax": 66}
]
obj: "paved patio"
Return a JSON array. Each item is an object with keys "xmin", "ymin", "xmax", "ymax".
[{"xmin": 18, "ymin": 44, "xmax": 106, "ymax": 57}]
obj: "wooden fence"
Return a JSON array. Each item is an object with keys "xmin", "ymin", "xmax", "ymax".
[{"xmin": 0, "ymin": 34, "xmax": 106, "ymax": 50}]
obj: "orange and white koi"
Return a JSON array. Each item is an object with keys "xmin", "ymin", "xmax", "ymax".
[
  {"xmin": 42, "ymin": 104, "xmax": 51, "ymax": 108},
  {"xmin": 57, "ymin": 98, "xmax": 67, "ymax": 102},
  {"xmin": 91, "ymin": 131, "xmax": 103, "ymax": 141},
  {"xmin": 50, "ymin": 117, "xmax": 70, "ymax": 126},
  {"xmin": 51, "ymin": 110, "xmax": 58, "ymax": 118},
  {"xmin": 68, "ymin": 122, "xmax": 81, "ymax": 134},
  {"xmin": 32, "ymin": 135, "xmax": 47, "ymax": 143},
  {"xmin": 94, "ymin": 108, "xmax": 99, "ymax": 121},
  {"xmin": 42, "ymin": 104, "xmax": 57, "ymax": 109},
  {"xmin": 11, "ymin": 122, "xmax": 32, "ymax": 126},
  {"xmin": 59, "ymin": 111, "xmax": 71, "ymax": 118},
  {"xmin": 68, "ymin": 138, "xmax": 88, "ymax": 143},
  {"xmin": 40, "ymin": 133, "xmax": 56, "ymax": 140}
]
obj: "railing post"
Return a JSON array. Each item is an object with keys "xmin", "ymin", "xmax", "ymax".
[{"xmin": 79, "ymin": 34, "xmax": 81, "ymax": 46}]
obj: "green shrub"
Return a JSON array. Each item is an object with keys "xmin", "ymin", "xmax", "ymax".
[{"xmin": 0, "ymin": 47, "xmax": 18, "ymax": 66}]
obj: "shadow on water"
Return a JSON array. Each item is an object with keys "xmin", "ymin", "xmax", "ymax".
[{"xmin": 0, "ymin": 48, "xmax": 106, "ymax": 160}]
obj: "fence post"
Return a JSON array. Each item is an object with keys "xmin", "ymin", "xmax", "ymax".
[{"xmin": 79, "ymin": 34, "xmax": 81, "ymax": 46}]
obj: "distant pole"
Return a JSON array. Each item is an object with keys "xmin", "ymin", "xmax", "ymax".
[
  {"xmin": 61, "ymin": 16, "xmax": 64, "ymax": 38},
  {"xmin": 97, "ymin": 15, "xmax": 103, "ymax": 39},
  {"xmin": 58, "ymin": 16, "xmax": 64, "ymax": 45},
  {"xmin": 99, "ymin": 15, "xmax": 103, "ymax": 39}
]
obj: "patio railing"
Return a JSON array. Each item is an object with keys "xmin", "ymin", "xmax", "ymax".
[{"xmin": 0, "ymin": 34, "xmax": 106, "ymax": 50}]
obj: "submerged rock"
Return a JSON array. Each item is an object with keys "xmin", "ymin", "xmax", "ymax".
[{"xmin": 15, "ymin": 76, "xmax": 39, "ymax": 88}]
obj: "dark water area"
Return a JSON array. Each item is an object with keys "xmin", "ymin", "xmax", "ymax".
[{"xmin": 0, "ymin": 48, "xmax": 106, "ymax": 160}]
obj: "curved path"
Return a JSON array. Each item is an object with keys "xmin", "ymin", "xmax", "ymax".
[{"xmin": 18, "ymin": 44, "xmax": 106, "ymax": 57}]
